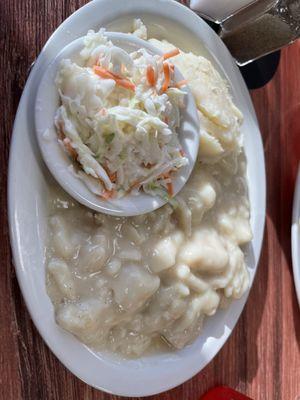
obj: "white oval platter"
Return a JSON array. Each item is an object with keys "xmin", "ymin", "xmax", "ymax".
[{"xmin": 8, "ymin": 0, "xmax": 266, "ymax": 396}]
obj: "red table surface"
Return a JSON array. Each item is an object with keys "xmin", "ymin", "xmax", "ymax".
[{"xmin": 1, "ymin": 1, "xmax": 300, "ymax": 399}]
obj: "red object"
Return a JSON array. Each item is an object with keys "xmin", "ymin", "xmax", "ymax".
[{"xmin": 200, "ymin": 386, "xmax": 253, "ymax": 400}]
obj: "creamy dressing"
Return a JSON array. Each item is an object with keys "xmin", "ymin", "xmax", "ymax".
[{"xmin": 55, "ymin": 29, "xmax": 188, "ymax": 199}]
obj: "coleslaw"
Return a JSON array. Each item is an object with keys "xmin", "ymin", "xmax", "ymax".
[{"xmin": 55, "ymin": 29, "xmax": 188, "ymax": 200}]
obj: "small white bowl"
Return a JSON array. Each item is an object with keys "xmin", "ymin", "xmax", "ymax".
[
  {"xmin": 8, "ymin": 0, "xmax": 266, "ymax": 396},
  {"xmin": 35, "ymin": 32, "xmax": 200, "ymax": 216}
]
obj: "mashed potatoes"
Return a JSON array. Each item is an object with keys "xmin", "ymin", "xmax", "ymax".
[{"xmin": 46, "ymin": 21, "xmax": 252, "ymax": 357}]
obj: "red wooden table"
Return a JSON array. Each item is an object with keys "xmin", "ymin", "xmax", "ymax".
[{"xmin": 1, "ymin": 1, "xmax": 300, "ymax": 399}]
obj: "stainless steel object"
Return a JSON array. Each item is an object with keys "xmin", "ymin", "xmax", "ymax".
[{"xmin": 183, "ymin": 0, "xmax": 300, "ymax": 65}]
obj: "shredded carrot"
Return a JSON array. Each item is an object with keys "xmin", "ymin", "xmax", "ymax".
[
  {"xmin": 108, "ymin": 171, "xmax": 117, "ymax": 183},
  {"xmin": 93, "ymin": 66, "xmax": 115, "ymax": 79},
  {"xmin": 146, "ymin": 65, "xmax": 156, "ymax": 86},
  {"xmin": 107, "ymin": 69, "xmax": 130, "ymax": 81},
  {"xmin": 63, "ymin": 138, "xmax": 77, "ymax": 159},
  {"xmin": 57, "ymin": 123, "xmax": 65, "ymax": 140},
  {"xmin": 175, "ymin": 79, "xmax": 188, "ymax": 88},
  {"xmin": 93, "ymin": 65, "xmax": 122, "ymax": 80},
  {"xmin": 158, "ymin": 171, "xmax": 171, "ymax": 180},
  {"xmin": 162, "ymin": 62, "xmax": 171, "ymax": 92},
  {"xmin": 115, "ymin": 78, "xmax": 136, "ymax": 91},
  {"xmin": 127, "ymin": 179, "xmax": 143, "ymax": 193},
  {"xmin": 102, "ymin": 163, "xmax": 117, "ymax": 183},
  {"xmin": 169, "ymin": 63, "xmax": 175, "ymax": 72},
  {"xmin": 160, "ymin": 171, "xmax": 174, "ymax": 196},
  {"xmin": 101, "ymin": 189, "xmax": 115, "ymax": 200},
  {"xmin": 131, "ymin": 180, "xmax": 141, "ymax": 189},
  {"xmin": 163, "ymin": 48, "xmax": 180, "ymax": 60},
  {"xmin": 167, "ymin": 181, "xmax": 174, "ymax": 197},
  {"xmin": 93, "ymin": 66, "xmax": 135, "ymax": 91}
]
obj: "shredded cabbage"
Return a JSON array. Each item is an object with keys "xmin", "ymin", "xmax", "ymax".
[{"xmin": 55, "ymin": 29, "xmax": 188, "ymax": 199}]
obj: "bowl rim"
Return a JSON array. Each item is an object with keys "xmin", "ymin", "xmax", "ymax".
[{"xmin": 8, "ymin": 0, "xmax": 266, "ymax": 396}]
